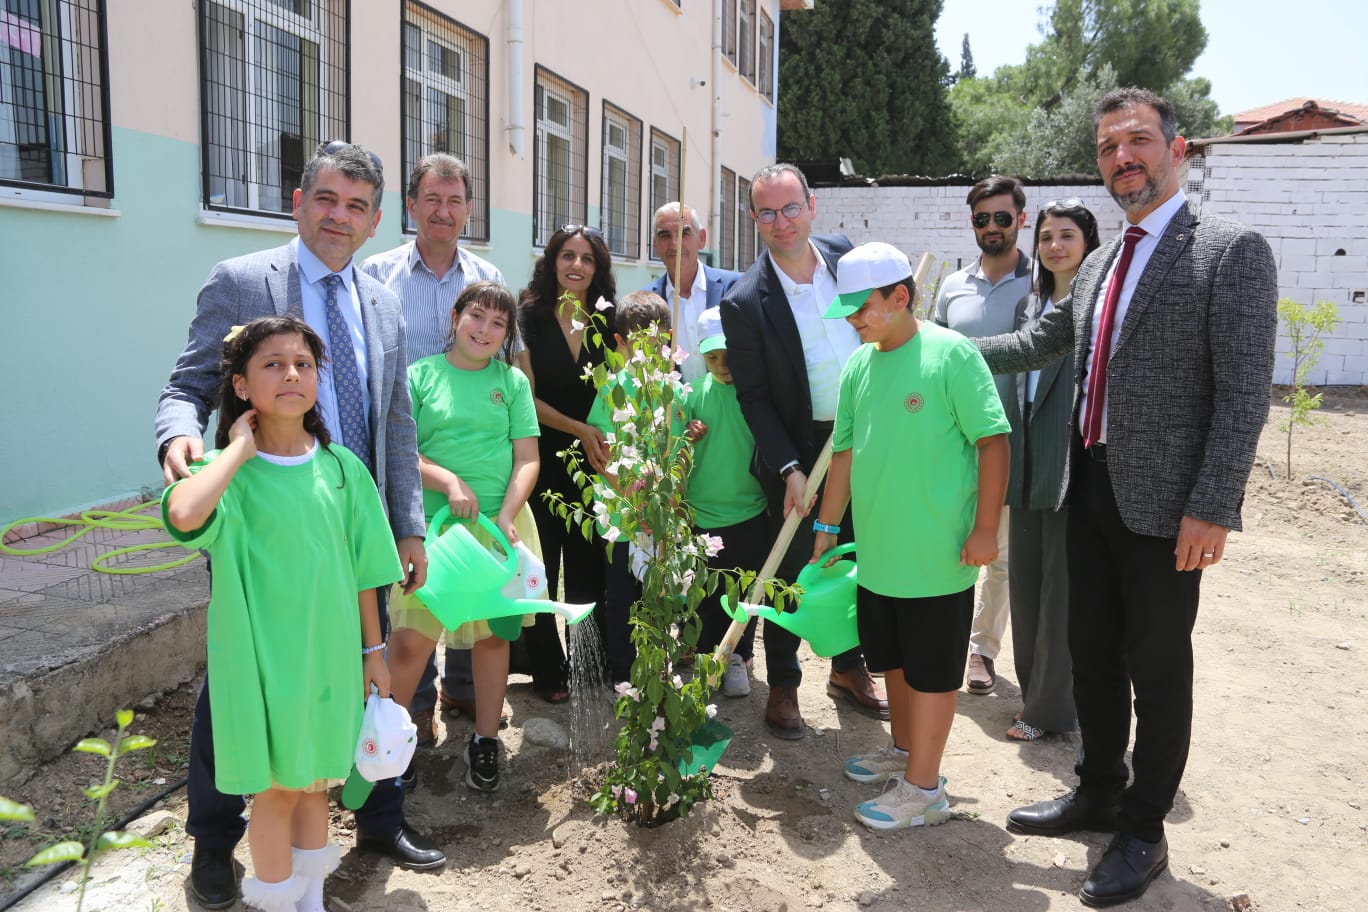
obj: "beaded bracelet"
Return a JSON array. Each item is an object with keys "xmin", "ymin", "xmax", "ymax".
[{"xmin": 361, "ymin": 643, "xmax": 385, "ymax": 656}]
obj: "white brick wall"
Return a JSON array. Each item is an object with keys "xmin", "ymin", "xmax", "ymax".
[{"xmin": 811, "ymin": 131, "xmax": 1368, "ymax": 385}]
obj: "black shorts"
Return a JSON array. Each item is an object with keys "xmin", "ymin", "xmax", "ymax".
[{"xmin": 856, "ymin": 585, "xmax": 974, "ymax": 693}]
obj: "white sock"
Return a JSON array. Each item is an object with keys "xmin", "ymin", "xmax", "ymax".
[
  {"xmin": 240, "ymin": 873, "xmax": 305, "ymax": 912},
  {"xmin": 291, "ymin": 844, "xmax": 340, "ymax": 912}
]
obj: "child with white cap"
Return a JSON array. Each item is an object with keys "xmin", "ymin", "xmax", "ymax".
[
  {"xmin": 683, "ymin": 306, "xmax": 771, "ymax": 696},
  {"xmin": 813, "ymin": 242, "xmax": 1010, "ymax": 830}
]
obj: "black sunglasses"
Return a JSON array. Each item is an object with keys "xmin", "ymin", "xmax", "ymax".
[
  {"xmin": 754, "ymin": 201, "xmax": 805, "ymax": 224},
  {"xmin": 558, "ymin": 224, "xmax": 605, "ymax": 240},
  {"xmin": 972, "ymin": 210, "xmax": 1016, "ymax": 229},
  {"xmin": 321, "ymin": 140, "xmax": 383, "ymax": 174}
]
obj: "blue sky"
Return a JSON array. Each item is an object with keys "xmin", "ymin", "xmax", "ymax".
[{"xmin": 934, "ymin": 0, "xmax": 1368, "ymax": 117}]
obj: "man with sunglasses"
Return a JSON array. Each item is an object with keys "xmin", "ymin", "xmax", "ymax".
[
  {"xmin": 720, "ymin": 163, "xmax": 888, "ymax": 740},
  {"xmin": 932, "ymin": 175, "xmax": 1034, "ymax": 698},
  {"xmin": 157, "ymin": 141, "xmax": 445, "ymax": 907}
]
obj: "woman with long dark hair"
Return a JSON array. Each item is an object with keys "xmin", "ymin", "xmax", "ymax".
[
  {"xmin": 517, "ymin": 225, "xmax": 617, "ymax": 701},
  {"xmin": 1006, "ymin": 199, "xmax": 1101, "ymax": 742}
]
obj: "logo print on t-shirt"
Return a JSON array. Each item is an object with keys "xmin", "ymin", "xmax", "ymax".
[
  {"xmin": 490, "ymin": 389, "xmax": 505, "ymax": 406},
  {"xmin": 904, "ymin": 393, "xmax": 924, "ymax": 413}
]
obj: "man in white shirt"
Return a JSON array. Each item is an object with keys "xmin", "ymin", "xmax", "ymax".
[
  {"xmin": 643, "ymin": 202, "xmax": 741, "ymax": 383},
  {"xmin": 933, "ymin": 175, "xmax": 1034, "ymax": 697},
  {"xmin": 720, "ymin": 164, "xmax": 888, "ymax": 740}
]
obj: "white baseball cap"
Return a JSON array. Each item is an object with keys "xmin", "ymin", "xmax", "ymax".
[
  {"xmin": 697, "ymin": 306, "xmax": 726, "ymax": 354},
  {"xmin": 824, "ymin": 242, "xmax": 913, "ymax": 319}
]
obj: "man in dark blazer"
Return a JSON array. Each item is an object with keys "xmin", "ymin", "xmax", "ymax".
[
  {"xmin": 978, "ymin": 89, "xmax": 1278, "ymax": 906},
  {"xmin": 644, "ymin": 201, "xmax": 741, "ymax": 383},
  {"xmin": 156, "ymin": 143, "xmax": 444, "ymax": 907},
  {"xmin": 720, "ymin": 163, "xmax": 887, "ymax": 740}
]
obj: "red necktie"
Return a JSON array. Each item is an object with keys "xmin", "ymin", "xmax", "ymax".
[{"xmin": 1082, "ymin": 226, "xmax": 1147, "ymax": 449}]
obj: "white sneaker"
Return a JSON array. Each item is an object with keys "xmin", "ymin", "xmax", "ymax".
[
  {"xmin": 721, "ymin": 653, "xmax": 750, "ymax": 697},
  {"xmin": 854, "ymin": 775, "xmax": 951, "ymax": 830},
  {"xmin": 843, "ymin": 744, "xmax": 908, "ymax": 784}
]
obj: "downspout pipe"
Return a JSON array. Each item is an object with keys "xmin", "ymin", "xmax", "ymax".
[
  {"xmin": 710, "ymin": 0, "xmax": 723, "ymax": 252},
  {"xmin": 507, "ymin": 0, "xmax": 525, "ymax": 156}
]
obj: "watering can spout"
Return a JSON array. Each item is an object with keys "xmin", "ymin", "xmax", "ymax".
[{"xmin": 511, "ymin": 599, "xmax": 596, "ymax": 625}]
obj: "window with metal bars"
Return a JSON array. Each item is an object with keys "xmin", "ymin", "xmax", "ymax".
[
  {"xmin": 757, "ymin": 8, "xmax": 773, "ymax": 101},
  {"xmin": 199, "ymin": 0, "xmax": 348, "ymax": 216},
  {"xmin": 0, "ymin": 0, "xmax": 111, "ymax": 197},
  {"xmin": 737, "ymin": 175, "xmax": 756, "ymax": 268},
  {"xmin": 401, "ymin": 3, "xmax": 489, "ymax": 239},
  {"xmin": 601, "ymin": 102, "xmax": 641, "ymax": 259},
  {"xmin": 647, "ymin": 127, "xmax": 679, "ymax": 262},
  {"xmin": 738, "ymin": 0, "xmax": 755, "ymax": 85},
  {"xmin": 718, "ymin": 166, "xmax": 735, "ymax": 270},
  {"xmin": 722, "ymin": 0, "xmax": 736, "ymax": 66},
  {"xmin": 533, "ymin": 66, "xmax": 587, "ymax": 246}
]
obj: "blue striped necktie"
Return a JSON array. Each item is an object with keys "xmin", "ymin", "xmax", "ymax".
[{"xmin": 322, "ymin": 273, "xmax": 372, "ymax": 470}]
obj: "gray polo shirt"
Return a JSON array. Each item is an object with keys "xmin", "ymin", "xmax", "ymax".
[{"xmin": 933, "ymin": 251, "xmax": 1033, "ymax": 410}]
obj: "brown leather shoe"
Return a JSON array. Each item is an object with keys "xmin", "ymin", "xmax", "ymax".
[
  {"xmin": 765, "ymin": 685, "xmax": 805, "ymax": 740},
  {"xmin": 827, "ymin": 667, "xmax": 890, "ymax": 719},
  {"xmin": 410, "ymin": 707, "xmax": 437, "ymax": 749},
  {"xmin": 438, "ymin": 689, "xmax": 475, "ymax": 718}
]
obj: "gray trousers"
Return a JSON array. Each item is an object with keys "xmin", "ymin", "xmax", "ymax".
[{"xmin": 1008, "ymin": 505, "xmax": 1076, "ymax": 733}]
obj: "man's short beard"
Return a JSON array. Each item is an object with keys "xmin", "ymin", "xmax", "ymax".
[
  {"xmin": 1109, "ymin": 171, "xmax": 1162, "ymax": 213},
  {"xmin": 977, "ymin": 234, "xmax": 1012, "ymax": 255}
]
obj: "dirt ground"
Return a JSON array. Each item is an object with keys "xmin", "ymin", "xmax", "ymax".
[{"xmin": 4, "ymin": 399, "xmax": 1365, "ymax": 912}]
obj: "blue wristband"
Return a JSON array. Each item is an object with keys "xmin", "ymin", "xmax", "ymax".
[
  {"xmin": 813, "ymin": 520, "xmax": 841, "ymax": 535},
  {"xmin": 361, "ymin": 643, "xmax": 385, "ymax": 656}
]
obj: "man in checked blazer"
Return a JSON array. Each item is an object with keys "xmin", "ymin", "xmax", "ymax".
[
  {"xmin": 977, "ymin": 89, "xmax": 1277, "ymax": 906},
  {"xmin": 155, "ymin": 143, "xmax": 443, "ymax": 907}
]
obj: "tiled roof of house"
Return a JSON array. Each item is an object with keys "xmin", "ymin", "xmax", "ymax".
[{"xmin": 1233, "ymin": 97, "xmax": 1368, "ymax": 125}]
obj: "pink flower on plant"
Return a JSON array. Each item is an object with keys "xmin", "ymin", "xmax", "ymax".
[
  {"xmin": 595, "ymin": 296, "xmax": 613, "ymax": 312},
  {"xmin": 703, "ymin": 535, "xmax": 725, "ymax": 557},
  {"xmin": 611, "ymin": 784, "xmax": 623, "ymax": 799},
  {"xmin": 623, "ymin": 788, "xmax": 638, "ymax": 805}
]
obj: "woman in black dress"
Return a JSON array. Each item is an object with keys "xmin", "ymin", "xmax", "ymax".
[{"xmin": 518, "ymin": 225, "xmax": 616, "ymax": 701}]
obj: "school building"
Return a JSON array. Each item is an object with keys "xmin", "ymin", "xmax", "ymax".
[{"xmin": 0, "ymin": 0, "xmax": 801, "ymax": 521}]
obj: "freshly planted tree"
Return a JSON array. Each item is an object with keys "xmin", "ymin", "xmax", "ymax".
[{"xmin": 1277, "ymin": 297, "xmax": 1341, "ymax": 478}]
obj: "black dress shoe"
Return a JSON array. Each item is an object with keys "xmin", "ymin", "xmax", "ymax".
[
  {"xmin": 188, "ymin": 844, "xmax": 237, "ymax": 909},
  {"xmin": 1081, "ymin": 833, "xmax": 1168, "ymax": 907},
  {"xmin": 1006, "ymin": 789, "xmax": 1119, "ymax": 836},
  {"xmin": 356, "ymin": 823, "xmax": 446, "ymax": 870}
]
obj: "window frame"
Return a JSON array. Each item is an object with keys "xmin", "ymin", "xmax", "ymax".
[
  {"xmin": 737, "ymin": 0, "xmax": 755, "ymax": 85},
  {"xmin": 0, "ymin": 0, "xmax": 114, "ymax": 199},
  {"xmin": 399, "ymin": 2, "xmax": 490, "ymax": 240},
  {"xmin": 736, "ymin": 175, "xmax": 756, "ymax": 269},
  {"xmin": 532, "ymin": 64, "xmax": 589, "ymax": 247},
  {"xmin": 757, "ymin": 7, "xmax": 774, "ymax": 101},
  {"xmin": 646, "ymin": 127, "xmax": 680, "ymax": 263},
  {"xmin": 600, "ymin": 101, "xmax": 642, "ymax": 260},
  {"xmin": 198, "ymin": 0, "xmax": 350, "ymax": 218},
  {"xmin": 718, "ymin": 166, "xmax": 735, "ymax": 270},
  {"xmin": 721, "ymin": 0, "xmax": 736, "ymax": 66}
]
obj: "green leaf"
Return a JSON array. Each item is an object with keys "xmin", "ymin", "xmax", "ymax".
[
  {"xmin": 115, "ymin": 735, "xmax": 158, "ymax": 757},
  {"xmin": 0, "ymin": 796, "xmax": 35, "ymax": 821},
  {"xmin": 84, "ymin": 781, "xmax": 118, "ymax": 800},
  {"xmin": 95, "ymin": 831, "xmax": 153, "ymax": 853},
  {"xmin": 73, "ymin": 738, "xmax": 111, "ymax": 757},
  {"xmin": 26, "ymin": 841, "xmax": 85, "ymax": 866},
  {"xmin": 115, "ymin": 708, "xmax": 134, "ymax": 729}
]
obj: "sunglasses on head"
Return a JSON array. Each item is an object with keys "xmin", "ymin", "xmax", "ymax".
[
  {"xmin": 559, "ymin": 224, "xmax": 605, "ymax": 241},
  {"xmin": 1043, "ymin": 198, "xmax": 1085, "ymax": 210},
  {"xmin": 321, "ymin": 140, "xmax": 383, "ymax": 173},
  {"xmin": 753, "ymin": 201, "xmax": 806, "ymax": 224},
  {"xmin": 972, "ymin": 211, "xmax": 1016, "ymax": 229}
]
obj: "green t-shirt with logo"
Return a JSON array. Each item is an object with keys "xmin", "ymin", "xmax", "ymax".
[
  {"xmin": 684, "ymin": 376, "xmax": 767, "ymax": 529},
  {"xmin": 409, "ymin": 354, "xmax": 539, "ymax": 523},
  {"xmin": 833, "ymin": 323, "xmax": 1010, "ymax": 598}
]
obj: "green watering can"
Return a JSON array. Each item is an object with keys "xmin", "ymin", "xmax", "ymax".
[
  {"xmin": 722, "ymin": 542, "xmax": 860, "ymax": 657},
  {"xmin": 415, "ymin": 506, "xmax": 596, "ymax": 637}
]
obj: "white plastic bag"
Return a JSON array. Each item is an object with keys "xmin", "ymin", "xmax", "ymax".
[{"xmin": 354, "ymin": 694, "xmax": 417, "ymax": 782}]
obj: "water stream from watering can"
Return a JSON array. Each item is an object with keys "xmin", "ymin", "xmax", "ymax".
[{"xmin": 566, "ymin": 619, "xmax": 615, "ymax": 774}]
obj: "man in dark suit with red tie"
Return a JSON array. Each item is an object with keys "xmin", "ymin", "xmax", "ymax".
[{"xmin": 977, "ymin": 88, "xmax": 1278, "ymax": 906}]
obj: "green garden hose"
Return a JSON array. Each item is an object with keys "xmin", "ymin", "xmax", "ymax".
[{"xmin": 0, "ymin": 501, "xmax": 199, "ymax": 574}]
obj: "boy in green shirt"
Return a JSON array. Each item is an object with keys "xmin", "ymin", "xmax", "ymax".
[
  {"xmin": 683, "ymin": 307, "xmax": 771, "ymax": 697},
  {"xmin": 814, "ymin": 242, "xmax": 1010, "ymax": 830},
  {"xmin": 586, "ymin": 291, "xmax": 678, "ymax": 683}
]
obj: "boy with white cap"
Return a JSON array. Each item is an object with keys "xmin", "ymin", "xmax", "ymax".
[
  {"xmin": 813, "ymin": 242, "xmax": 1010, "ymax": 830},
  {"xmin": 684, "ymin": 307, "xmax": 771, "ymax": 697}
]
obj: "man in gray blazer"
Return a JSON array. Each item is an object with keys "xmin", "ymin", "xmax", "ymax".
[
  {"xmin": 156, "ymin": 143, "xmax": 443, "ymax": 907},
  {"xmin": 977, "ymin": 89, "xmax": 1277, "ymax": 906}
]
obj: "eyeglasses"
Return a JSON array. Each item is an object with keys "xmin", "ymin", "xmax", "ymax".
[
  {"xmin": 753, "ymin": 202, "xmax": 806, "ymax": 224},
  {"xmin": 1043, "ymin": 198, "xmax": 1085, "ymax": 210},
  {"xmin": 321, "ymin": 140, "xmax": 383, "ymax": 174},
  {"xmin": 558, "ymin": 224, "xmax": 605, "ymax": 241},
  {"xmin": 972, "ymin": 211, "xmax": 1016, "ymax": 229}
]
